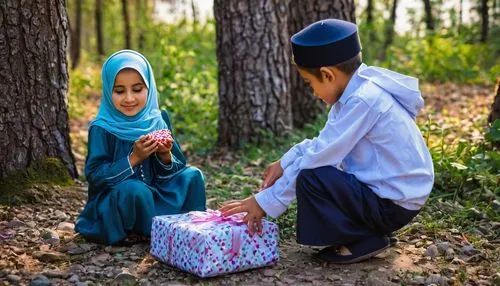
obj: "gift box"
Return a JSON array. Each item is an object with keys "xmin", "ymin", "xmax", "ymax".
[{"xmin": 150, "ymin": 210, "xmax": 279, "ymax": 277}]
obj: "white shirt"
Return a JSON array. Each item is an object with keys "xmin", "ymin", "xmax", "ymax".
[{"xmin": 255, "ymin": 64, "xmax": 434, "ymax": 218}]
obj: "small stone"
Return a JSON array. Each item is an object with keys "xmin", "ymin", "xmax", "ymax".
[
  {"xmin": 7, "ymin": 274, "xmax": 22, "ymax": 283},
  {"xmin": 32, "ymin": 251, "xmax": 66, "ymax": 262},
  {"xmin": 415, "ymin": 241, "xmax": 424, "ymax": 248},
  {"xmin": 113, "ymin": 272, "xmax": 136, "ymax": 282},
  {"xmin": 444, "ymin": 248, "xmax": 455, "ymax": 260},
  {"xmin": 40, "ymin": 229, "xmax": 60, "ymax": 245},
  {"xmin": 461, "ymin": 245, "xmax": 480, "ymax": 256},
  {"xmin": 68, "ymin": 274, "xmax": 79, "ymax": 283},
  {"xmin": 104, "ymin": 246, "xmax": 128, "ymax": 253},
  {"xmin": 413, "ymin": 275, "xmax": 426, "ymax": 284},
  {"xmin": 263, "ymin": 269, "xmax": 277, "ymax": 277},
  {"xmin": 29, "ymin": 275, "xmax": 50, "ymax": 286},
  {"xmin": 435, "ymin": 242, "xmax": 450, "ymax": 254},
  {"xmin": 26, "ymin": 221, "xmax": 37, "ymax": 228},
  {"xmin": 41, "ymin": 270, "xmax": 68, "ymax": 279},
  {"xmin": 425, "ymin": 275, "xmax": 448, "ymax": 286},
  {"xmin": 441, "ymin": 267, "xmax": 455, "ymax": 277},
  {"xmin": 139, "ymin": 278, "xmax": 152, "ymax": 286},
  {"xmin": 54, "ymin": 210, "xmax": 69, "ymax": 220},
  {"xmin": 75, "ymin": 282, "xmax": 88, "ymax": 286},
  {"xmin": 423, "ymin": 245, "xmax": 440, "ymax": 258},
  {"xmin": 56, "ymin": 222, "xmax": 75, "ymax": 232}
]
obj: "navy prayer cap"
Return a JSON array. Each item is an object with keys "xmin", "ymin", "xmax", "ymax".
[{"xmin": 291, "ymin": 19, "xmax": 362, "ymax": 68}]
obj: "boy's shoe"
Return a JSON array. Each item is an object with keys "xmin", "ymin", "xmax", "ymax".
[{"xmin": 313, "ymin": 235, "xmax": 390, "ymax": 264}]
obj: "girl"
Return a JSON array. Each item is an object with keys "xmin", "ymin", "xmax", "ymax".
[{"xmin": 75, "ymin": 50, "xmax": 206, "ymax": 245}]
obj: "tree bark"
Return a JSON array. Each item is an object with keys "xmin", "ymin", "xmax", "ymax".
[
  {"xmin": 287, "ymin": 0, "xmax": 356, "ymax": 128},
  {"xmin": 136, "ymin": 0, "xmax": 145, "ymax": 50},
  {"xmin": 70, "ymin": 0, "xmax": 82, "ymax": 69},
  {"xmin": 95, "ymin": 0, "xmax": 104, "ymax": 56},
  {"xmin": 379, "ymin": 0, "xmax": 398, "ymax": 60},
  {"xmin": 366, "ymin": 0, "xmax": 374, "ymax": 44},
  {"xmin": 480, "ymin": 0, "xmax": 489, "ymax": 42},
  {"xmin": 214, "ymin": 0, "xmax": 292, "ymax": 148},
  {"xmin": 488, "ymin": 80, "xmax": 500, "ymax": 124},
  {"xmin": 122, "ymin": 0, "xmax": 131, "ymax": 49},
  {"xmin": 0, "ymin": 0, "xmax": 77, "ymax": 179},
  {"xmin": 422, "ymin": 0, "xmax": 434, "ymax": 31}
]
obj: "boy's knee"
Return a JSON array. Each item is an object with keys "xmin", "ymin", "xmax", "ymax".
[{"xmin": 296, "ymin": 169, "xmax": 315, "ymax": 195}]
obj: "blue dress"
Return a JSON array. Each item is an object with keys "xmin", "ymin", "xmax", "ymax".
[{"xmin": 75, "ymin": 110, "xmax": 206, "ymax": 245}]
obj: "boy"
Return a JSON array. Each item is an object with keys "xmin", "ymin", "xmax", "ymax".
[{"xmin": 220, "ymin": 19, "xmax": 434, "ymax": 263}]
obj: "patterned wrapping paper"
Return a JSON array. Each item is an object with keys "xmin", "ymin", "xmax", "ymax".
[
  {"xmin": 147, "ymin": 129, "xmax": 173, "ymax": 144},
  {"xmin": 150, "ymin": 210, "xmax": 280, "ymax": 277}
]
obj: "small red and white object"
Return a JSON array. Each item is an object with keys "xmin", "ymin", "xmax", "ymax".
[{"xmin": 148, "ymin": 129, "xmax": 173, "ymax": 144}]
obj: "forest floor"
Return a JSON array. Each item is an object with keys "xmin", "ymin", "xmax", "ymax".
[{"xmin": 0, "ymin": 83, "xmax": 499, "ymax": 286}]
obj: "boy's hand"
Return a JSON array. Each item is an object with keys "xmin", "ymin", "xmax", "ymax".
[
  {"xmin": 260, "ymin": 160, "xmax": 283, "ymax": 191},
  {"xmin": 219, "ymin": 196, "xmax": 266, "ymax": 236},
  {"xmin": 130, "ymin": 135, "xmax": 158, "ymax": 167}
]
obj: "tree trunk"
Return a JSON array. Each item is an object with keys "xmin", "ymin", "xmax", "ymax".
[
  {"xmin": 379, "ymin": 0, "xmax": 398, "ymax": 60},
  {"xmin": 122, "ymin": 0, "xmax": 131, "ymax": 49},
  {"xmin": 366, "ymin": 0, "xmax": 374, "ymax": 44},
  {"xmin": 458, "ymin": 0, "xmax": 463, "ymax": 34},
  {"xmin": 480, "ymin": 0, "xmax": 489, "ymax": 42},
  {"xmin": 136, "ymin": 0, "xmax": 145, "ymax": 50},
  {"xmin": 0, "ymin": 0, "xmax": 77, "ymax": 179},
  {"xmin": 70, "ymin": 0, "xmax": 82, "ymax": 69},
  {"xmin": 214, "ymin": 0, "xmax": 292, "ymax": 148},
  {"xmin": 287, "ymin": 0, "xmax": 356, "ymax": 128},
  {"xmin": 422, "ymin": 0, "xmax": 434, "ymax": 31},
  {"xmin": 488, "ymin": 80, "xmax": 500, "ymax": 124},
  {"xmin": 95, "ymin": 0, "xmax": 104, "ymax": 56}
]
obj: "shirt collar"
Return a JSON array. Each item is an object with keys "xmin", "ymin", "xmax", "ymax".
[{"xmin": 338, "ymin": 63, "xmax": 367, "ymax": 105}]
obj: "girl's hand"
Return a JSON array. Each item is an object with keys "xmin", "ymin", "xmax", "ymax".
[
  {"xmin": 156, "ymin": 141, "xmax": 173, "ymax": 164},
  {"xmin": 129, "ymin": 135, "xmax": 158, "ymax": 167},
  {"xmin": 219, "ymin": 196, "xmax": 266, "ymax": 236},
  {"xmin": 260, "ymin": 160, "xmax": 283, "ymax": 191}
]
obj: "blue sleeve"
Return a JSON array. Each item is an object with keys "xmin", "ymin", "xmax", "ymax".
[
  {"xmin": 84, "ymin": 126, "xmax": 134, "ymax": 191},
  {"xmin": 152, "ymin": 153, "xmax": 186, "ymax": 180}
]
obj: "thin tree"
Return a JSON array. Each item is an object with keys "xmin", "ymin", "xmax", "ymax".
[
  {"xmin": 379, "ymin": 0, "xmax": 398, "ymax": 60},
  {"xmin": 0, "ymin": 0, "xmax": 77, "ymax": 179},
  {"xmin": 96, "ymin": 0, "xmax": 105, "ymax": 57},
  {"xmin": 480, "ymin": 0, "xmax": 489, "ymax": 42},
  {"xmin": 70, "ymin": 0, "xmax": 82, "ymax": 69},
  {"xmin": 214, "ymin": 0, "xmax": 292, "ymax": 148},
  {"xmin": 366, "ymin": 0, "xmax": 375, "ymax": 44},
  {"xmin": 122, "ymin": 0, "xmax": 132, "ymax": 49},
  {"xmin": 422, "ymin": 0, "xmax": 434, "ymax": 31},
  {"xmin": 287, "ymin": 0, "xmax": 356, "ymax": 128}
]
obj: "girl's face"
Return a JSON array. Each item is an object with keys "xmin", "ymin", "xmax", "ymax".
[{"xmin": 112, "ymin": 69, "xmax": 148, "ymax": 116}]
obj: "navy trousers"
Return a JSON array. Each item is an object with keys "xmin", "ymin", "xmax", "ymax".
[{"xmin": 296, "ymin": 166, "xmax": 420, "ymax": 246}]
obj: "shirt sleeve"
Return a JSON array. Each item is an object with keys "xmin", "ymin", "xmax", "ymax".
[
  {"xmin": 153, "ymin": 152, "xmax": 186, "ymax": 180},
  {"xmin": 255, "ymin": 98, "xmax": 380, "ymax": 218},
  {"xmin": 84, "ymin": 126, "xmax": 134, "ymax": 191}
]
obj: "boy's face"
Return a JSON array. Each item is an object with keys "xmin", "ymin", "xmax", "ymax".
[
  {"xmin": 112, "ymin": 69, "xmax": 148, "ymax": 116},
  {"xmin": 297, "ymin": 67, "xmax": 343, "ymax": 105}
]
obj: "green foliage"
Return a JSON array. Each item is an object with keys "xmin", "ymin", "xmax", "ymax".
[
  {"xmin": 380, "ymin": 36, "xmax": 499, "ymax": 84},
  {"xmin": 141, "ymin": 20, "xmax": 218, "ymax": 154},
  {"xmin": 0, "ymin": 158, "xmax": 74, "ymax": 205},
  {"xmin": 423, "ymin": 119, "xmax": 499, "ymax": 203}
]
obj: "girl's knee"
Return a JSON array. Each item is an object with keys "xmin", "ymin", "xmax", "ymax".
[{"xmin": 115, "ymin": 180, "xmax": 152, "ymax": 203}]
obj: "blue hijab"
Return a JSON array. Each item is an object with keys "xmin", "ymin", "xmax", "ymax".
[{"xmin": 89, "ymin": 50, "xmax": 168, "ymax": 142}]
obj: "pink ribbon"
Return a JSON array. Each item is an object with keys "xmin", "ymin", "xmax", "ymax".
[{"xmin": 190, "ymin": 210, "xmax": 245, "ymax": 260}]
